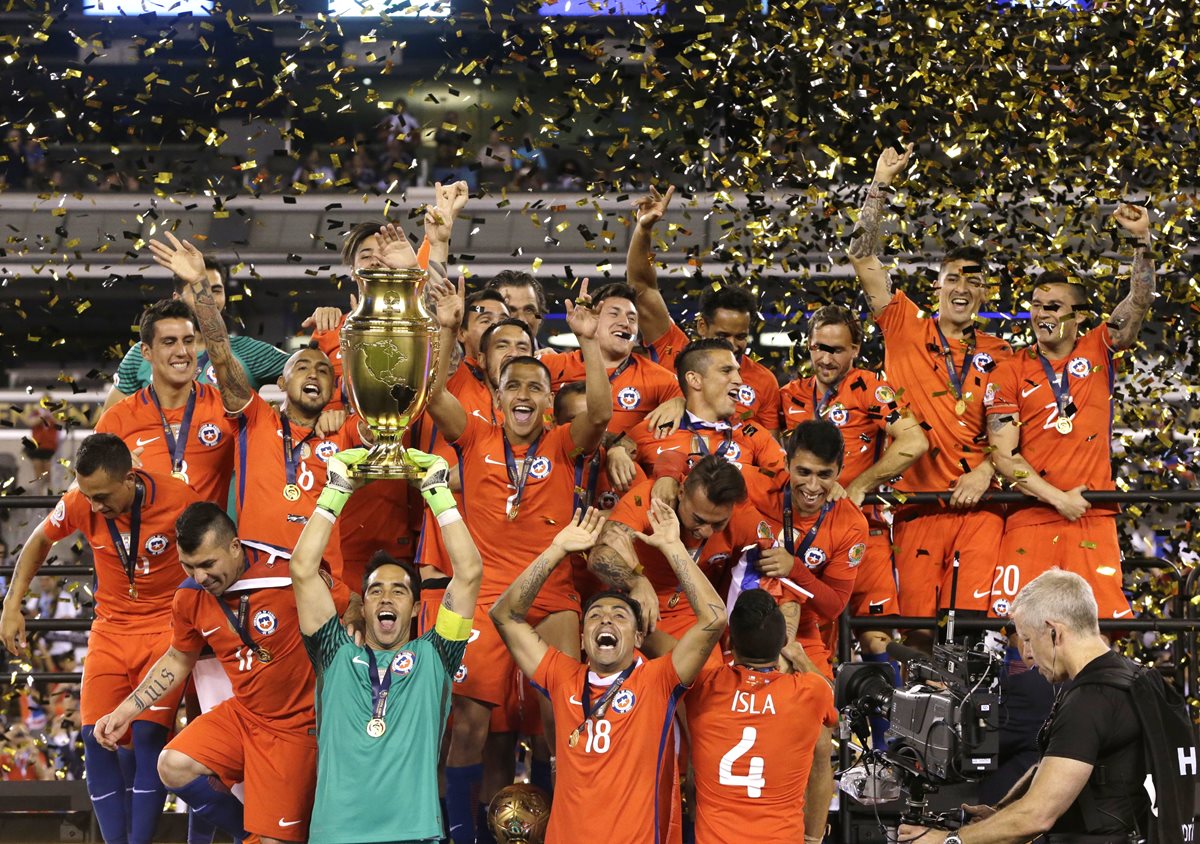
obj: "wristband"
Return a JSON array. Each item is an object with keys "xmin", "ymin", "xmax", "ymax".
[
  {"xmin": 316, "ymin": 485, "xmax": 350, "ymax": 518},
  {"xmin": 436, "ymin": 508, "xmax": 462, "ymax": 527}
]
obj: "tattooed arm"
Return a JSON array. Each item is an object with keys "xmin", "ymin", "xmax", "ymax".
[
  {"xmin": 1107, "ymin": 203, "xmax": 1155, "ymax": 352},
  {"xmin": 589, "ymin": 521, "xmax": 662, "ymax": 634},
  {"xmin": 93, "ymin": 646, "xmax": 198, "ymax": 750},
  {"xmin": 987, "ymin": 412, "xmax": 1089, "ymax": 522},
  {"xmin": 492, "ymin": 509, "xmax": 607, "ymax": 677},
  {"xmin": 439, "ymin": 504, "xmax": 482, "ymax": 622},
  {"xmin": 847, "ymin": 144, "xmax": 913, "ymax": 317}
]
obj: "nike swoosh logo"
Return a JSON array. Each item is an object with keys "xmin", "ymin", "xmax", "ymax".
[
  {"xmin": 1112, "ymin": 609, "xmax": 1133, "ymax": 619},
  {"xmin": 1021, "ymin": 384, "xmax": 1042, "ymax": 398},
  {"xmin": 148, "ymin": 705, "xmax": 171, "ymax": 711},
  {"xmin": 655, "ymin": 446, "xmax": 680, "ymax": 454},
  {"xmin": 972, "ymin": 588, "xmax": 993, "ymax": 599},
  {"xmin": 91, "ymin": 790, "xmax": 119, "ymax": 801},
  {"xmin": 352, "ymin": 656, "xmax": 369, "ymax": 666},
  {"xmin": 279, "ymin": 819, "xmax": 302, "ymax": 828},
  {"xmin": 787, "ymin": 407, "xmax": 804, "ymax": 415},
  {"xmin": 201, "ymin": 626, "xmax": 222, "ymax": 637},
  {"xmin": 868, "ymin": 599, "xmax": 890, "ymax": 608},
  {"xmin": 569, "ymin": 695, "xmax": 583, "ymax": 706},
  {"xmin": 471, "ymin": 410, "xmax": 488, "ymax": 420},
  {"xmin": 483, "ymin": 454, "xmax": 507, "ymax": 467},
  {"xmin": 135, "ymin": 436, "xmax": 160, "ymax": 447}
]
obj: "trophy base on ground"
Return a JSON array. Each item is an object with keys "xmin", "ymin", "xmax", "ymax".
[{"xmin": 348, "ymin": 440, "xmax": 422, "ymax": 481}]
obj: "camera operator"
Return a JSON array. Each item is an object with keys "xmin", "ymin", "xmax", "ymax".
[{"xmin": 899, "ymin": 570, "xmax": 1147, "ymax": 844}]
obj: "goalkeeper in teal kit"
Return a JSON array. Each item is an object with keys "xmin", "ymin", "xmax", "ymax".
[{"xmin": 290, "ymin": 447, "xmax": 481, "ymax": 844}]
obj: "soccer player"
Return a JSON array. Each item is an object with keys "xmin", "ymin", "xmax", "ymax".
[
  {"xmin": 491, "ymin": 500, "xmax": 728, "ymax": 844},
  {"xmin": 847, "ymin": 144, "xmax": 1012, "ymax": 626},
  {"xmin": 626, "ymin": 186, "xmax": 781, "ymax": 434},
  {"xmin": 752, "ymin": 419, "xmax": 869, "ymax": 843},
  {"xmin": 686, "ymin": 589, "xmax": 837, "ymax": 844},
  {"xmin": 589, "ymin": 455, "xmax": 763, "ymax": 637},
  {"xmin": 92, "ymin": 501, "xmax": 354, "ymax": 843},
  {"xmin": 539, "ymin": 282, "xmax": 682, "ymax": 437},
  {"xmin": 779, "ymin": 305, "xmax": 928, "ymax": 654},
  {"xmin": 612, "ymin": 339, "xmax": 786, "ymax": 496},
  {"xmin": 486, "ymin": 269, "xmax": 548, "ymax": 342},
  {"xmin": 295, "ymin": 447, "xmax": 482, "ymax": 844},
  {"xmin": 0, "ymin": 433, "xmax": 201, "ymax": 844},
  {"xmin": 985, "ymin": 204, "xmax": 1154, "ymax": 619},
  {"xmin": 102, "ymin": 255, "xmax": 289, "ymax": 413},
  {"xmin": 149, "ymin": 232, "xmax": 372, "ymax": 587},
  {"xmin": 426, "ymin": 277, "xmax": 611, "ymax": 843},
  {"xmin": 96, "ymin": 299, "xmax": 237, "ymax": 505}
]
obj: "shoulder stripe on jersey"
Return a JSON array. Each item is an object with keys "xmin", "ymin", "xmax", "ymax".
[
  {"xmin": 236, "ymin": 415, "xmax": 250, "ymax": 507},
  {"xmin": 179, "ymin": 577, "xmax": 203, "ymax": 591},
  {"xmin": 225, "ymin": 576, "xmax": 292, "ymax": 592},
  {"xmin": 137, "ymin": 470, "xmax": 159, "ymax": 506}
]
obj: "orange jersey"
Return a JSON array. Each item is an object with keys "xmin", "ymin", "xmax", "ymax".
[
  {"xmin": 451, "ymin": 414, "xmax": 593, "ymax": 603},
  {"xmin": 986, "ymin": 325, "xmax": 1118, "ymax": 528},
  {"xmin": 687, "ymin": 662, "xmax": 837, "ymax": 843},
  {"xmin": 876, "ymin": 291, "xmax": 1011, "ymax": 491},
  {"xmin": 533, "ymin": 649, "xmax": 685, "ymax": 844},
  {"xmin": 541, "ymin": 350, "xmax": 682, "ymax": 437},
  {"xmin": 754, "ymin": 495, "xmax": 868, "ymax": 640},
  {"xmin": 233, "ymin": 393, "xmax": 363, "ymax": 582},
  {"xmin": 30, "ymin": 408, "xmax": 59, "ymax": 451},
  {"xmin": 96, "ymin": 383, "xmax": 237, "ymax": 505},
  {"xmin": 779, "ymin": 368, "xmax": 906, "ymax": 486},
  {"xmin": 41, "ymin": 471, "xmax": 200, "ymax": 635},
  {"xmin": 649, "ymin": 321, "xmax": 782, "ymax": 431},
  {"xmin": 171, "ymin": 541, "xmax": 349, "ymax": 733}
]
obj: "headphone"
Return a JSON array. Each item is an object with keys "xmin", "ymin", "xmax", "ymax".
[{"xmin": 1050, "ymin": 627, "xmax": 1057, "ymax": 644}]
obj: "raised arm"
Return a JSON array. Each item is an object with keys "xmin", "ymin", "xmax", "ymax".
[
  {"xmin": 565, "ymin": 280, "xmax": 613, "ymax": 453},
  {"xmin": 626, "ymin": 186, "xmax": 675, "ymax": 344},
  {"xmin": 846, "ymin": 144, "xmax": 912, "ymax": 318},
  {"xmin": 491, "ymin": 509, "xmax": 606, "ymax": 677},
  {"xmin": 93, "ymin": 646, "xmax": 198, "ymax": 750},
  {"xmin": 0, "ymin": 524, "xmax": 54, "ymax": 654},
  {"xmin": 406, "ymin": 449, "xmax": 482, "ymax": 620},
  {"xmin": 1106, "ymin": 203, "xmax": 1155, "ymax": 352},
  {"xmin": 149, "ymin": 232, "xmax": 252, "ymax": 413},
  {"xmin": 631, "ymin": 499, "xmax": 726, "ymax": 685},
  {"xmin": 424, "ymin": 180, "xmax": 470, "ymax": 266},
  {"xmin": 588, "ymin": 520, "xmax": 661, "ymax": 633},
  {"xmin": 844, "ymin": 410, "xmax": 929, "ymax": 505},
  {"xmin": 425, "ymin": 275, "xmax": 469, "ymax": 442},
  {"xmin": 987, "ymin": 413, "xmax": 1089, "ymax": 522}
]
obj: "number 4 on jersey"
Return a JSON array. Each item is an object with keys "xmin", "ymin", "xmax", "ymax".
[{"xmin": 719, "ymin": 726, "xmax": 765, "ymax": 798}]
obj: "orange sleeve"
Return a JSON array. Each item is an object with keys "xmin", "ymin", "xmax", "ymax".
[
  {"xmin": 985, "ymin": 355, "xmax": 1020, "ymax": 416},
  {"xmin": 874, "ymin": 289, "xmax": 919, "ymax": 338},
  {"xmin": 41, "ymin": 492, "xmax": 83, "ymax": 544}
]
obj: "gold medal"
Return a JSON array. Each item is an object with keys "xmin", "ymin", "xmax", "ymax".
[
  {"xmin": 568, "ymin": 728, "xmax": 580, "ymax": 748},
  {"xmin": 508, "ymin": 504, "xmax": 519, "ymax": 521},
  {"xmin": 256, "ymin": 647, "xmax": 273, "ymax": 664},
  {"xmin": 171, "ymin": 470, "xmax": 188, "ymax": 483},
  {"xmin": 667, "ymin": 591, "xmax": 680, "ymax": 609},
  {"xmin": 283, "ymin": 484, "xmax": 301, "ymax": 502},
  {"xmin": 128, "ymin": 585, "xmax": 138, "ymax": 600},
  {"xmin": 1055, "ymin": 416, "xmax": 1073, "ymax": 435},
  {"xmin": 366, "ymin": 718, "xmax": 387, "ymax": 738},
  {"xmin": 954, "ymin": 398, "xmax": 967, "ymax": 416}
]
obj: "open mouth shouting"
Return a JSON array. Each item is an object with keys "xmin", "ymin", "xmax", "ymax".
[
  {"xmin": 510, "ymin": 403, "xmax": 536, "ymax": 425},
  {"xmin": 594, "ymin": 628, "xmax": 620, "ymax": 655},
  {"xmin": 377, "ymin": 608, "xmax": 399, "ymax": 635}
]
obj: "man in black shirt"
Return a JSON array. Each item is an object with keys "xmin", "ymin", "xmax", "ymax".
[{"xmin": 900, "ymin": 569, "xmax": 1147, "ymax": 844}]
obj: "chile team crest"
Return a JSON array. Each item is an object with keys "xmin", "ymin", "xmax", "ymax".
[
  {"xmin": 972, "ymin": 352, "xmax": 994, "ymax": 372},
  {"xmin": 611, "ymin": 689, "xmax": 636, "ymax": 714},
  {"xmin": 826, "ymin": 403, "xmax": 849, "ymax": 427},
  {"xmin": 315, "ymin": 441, "xmax": 339, "ymax": 462},
  {"xmin": 722, "ymin": 442, "xmax": 742, "ymax": 462},
  {"xmin": 253, "ymin": 609, "xmax": 277, "ymax": 636},
  {"xmin": 1068, "ymin": 357, "xmax": 1091, "ymax": 378},
  {"xmin": 197, "ymin": 422, "xmax": 222, "ymax": 447},
  {"xmin": 454, "ymin": 664, "xmax": 468, "ymax": 684},
  {"xmin": 528, "ymin": 456, "xmax": 553, "ymax": 480},
  {"xmin": 144, "ymin": 534, "xmax": 169, "ymax": 556},
  {"xmin": 803, "ymin": 547, "xmax": 828, "ymax": 569},
  {"xmin": 391, "ymin": 651, "xmax": 416, "ymax": 676},
  {"xmin": 616, "ymin": 387, "xmax": 641, "ymax": 410},
  {"xmin": 736, "ymin": 384, "xmax": 757, "ymax": 405}
]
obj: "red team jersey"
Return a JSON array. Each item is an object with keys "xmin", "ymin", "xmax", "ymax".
[
  {"xmin": 451, "ymin": 414, "xmax": 593, "ymax": 607},
  {"xmin": 540, "ymin": 350, "xmax": 682, "ymax": 437},
  {"xmin": 648, "ymin": 322, "xmax": 782, "ymax": 431},
  {"xmin": 41, "ymin": 471, "xmax": 201, "ymax": 634},
  {"xmin": 96, "ymin": 383, "xmax": 237, "ymax": 506},
  {"xmin": 232, "ymin": 393, "xmax": 363, "ymax": 582},
  {"xmin": 876, "ymin": 291, "xmax": 1012, "ymax": 492},
  {"xmin": 986, "ymin": 325, "xmax": 1118, "ymax": 528},
  {"xmin": 687, "ymin": 662, "xmax": 837, "ymax": 843},
  {"xmin": 171, "ymin": 542, "xmax": 350, "ymax": 733},
  {"xmin": 534, "ymin": 649, "xmax": 686, "ymax": 844}
]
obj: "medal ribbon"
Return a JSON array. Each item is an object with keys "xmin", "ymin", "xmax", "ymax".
[
  {"xmin": 782, "ymin": 485, "xmax": 833, "ymax": 561},
  {"xmin": 934, "ymin": 323, "xmax": 975, "ymax": 401},
  {"xmin": 811, "ymin": 382, "xmax": 838, "ymax": 418},
  {"xmin": 364, "ymin": 646, "xmax": 395, "ymax": 722},
  {"xmin": 1037, "ymin": 354, "xmax": 1077, "ymax": 420},
  {"xmin": 502, "ymin": 431, "xmax": 543, "ymax": 518},
  {"xmin": 214, "ymin": 593, "xmax": 266, "ymax": 656},
  {"xmin": 148, "ymin": 385, "xmax": 197, "ymax": 475},
  {"xmin": 196, "ymin": 351, "xmax": 211, "ymax": 383},
  {"xmin": 606, "ymin": 354, "xmax": 635, "ymax": 383},
  {"xmin": 104, "ymin": 478, "xmax": 144, "ymax": 596},
  {"xmin": 682, "ymin": 415, "xmax": 733, "ymax": 458},
  {"xmin": 572, "ymin": 662, "xmax": 637, "ymax": 742},
  {"xmin": 280, "ymin": 415, "xmax": 319, "ymax": 488}
]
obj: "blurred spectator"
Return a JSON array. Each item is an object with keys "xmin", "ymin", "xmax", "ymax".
[
  {"xmin": 45, "ymin": 686, "xmax": 84, "ymax": 780},
  {"xmin": 21, "ymin": 398, "xmax": 60, "ymax": 487},
  {"xmin": 477, "ymin": 129, "xmax": 514, "ymax": 172},
  {"xmin": 0, "ymin": 722, "xmax": 54, "ymax": 781},
  {"xmin": 380, "ymin": 99, "xmax": 420, "ymax": 157},
  {"xmin": 24, "ymin": 575, "xmax": 87, "ymax": 673},
  {"xmin": 552, "ymin": 159, "xmax": 585, "ymax": 190},
  {"xmin": 378, "ymin": 138, "xmax": 417, "ymax": 188},
  {"xmin": 340, "ymin": 150, "xmax": 384, "ymax": 192},
  {"xmin": 0, "ymin": 129, "xmax": 30, "ymax": 189},
  {"xmin": 431, "ymin": 111, "xmax": 478, "ymax": 190},
  {"xmin": 512, "ymin": 141, "xmax": 548, "ymax": 190},
  {"xmin": 292, "ymin": 149, "xmax": 336, "ymax": 191}
]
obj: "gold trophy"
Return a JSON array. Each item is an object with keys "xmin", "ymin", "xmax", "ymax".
[{"xmin": 339, "ymin": 267, "xmax": 440, "ymax": 480}]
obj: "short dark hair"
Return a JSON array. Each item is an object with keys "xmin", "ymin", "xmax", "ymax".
[
  {"xmin": 553, "ymin": 380, "xmax": 587, "ymax": 422},
  {"xmin": 674, "ymin": 338, "xmax": 737, "ymax": 395},
  {"xmin": 486, "ymin": 270, "xmax": 547, "ymax": 315},
  {"xmin": 784, "ymin": 419, "xmax": 845, "ymax": 468},
  {"xmin": 590, "ymin": 282, "xmax": 639, "ymax": 310},
  {"xmin": 341, "ymin": 220, "xmax": 387, "ymax": 266},
  {"xmin": 729, "ymin": 588, "xmax": 786, "ymax": 663},
  {"xmin": 139, "ymin": 299, "xmax": 196, "ymax": 346},
  {"xmin": 75, "ymin": 433, "xmax": 132, "ymax": 478},
  {"xmin": 480, "ymin": 318, "xmax": 537, "ymax": 357},
  {"xmin": 583, "ymin": 589, "xmax": 645, "ymax": 635},
  {"xmin": 808, "ymin": 305, "xmax": 863, "ymax": 348},
  {"xmin": 175, "ymin": 502, "xmax": 237, "ymax": 555},
  {"xmin": 498, "ymin": 354, "xmax": 552, "ymax": 386},
  {"xmin": 940, "ymin": 245, "xmax": 988, "ymax": 272},
  {"xmin": 172, "ymin": 256, "xmax": 229, "ymax": 295},
  {"xmin": 683, "ymin": 454, "xmax": 747, "ymax": 507},
  {"xmin": 362, "ymin": 550, "xmax": 422, "ymax": 605},
  {"xmin": 1032, "ymin": 270, "xmax": 1090, "ymax": 308},
  {"xmin": 462, "ymin": 289, "xmax": 509, "ymax": 329},
  {"xmin": 700, "ymin": 286, "xmax": 756, "ymax": 322}
]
